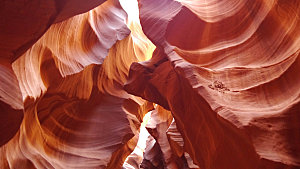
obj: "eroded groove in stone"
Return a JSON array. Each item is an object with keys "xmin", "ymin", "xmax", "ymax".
[{"xmin": 0, "ymin": 0, "xmax": 299, "ymax": 168}]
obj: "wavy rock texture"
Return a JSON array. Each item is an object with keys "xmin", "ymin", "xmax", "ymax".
[
  {"xmin": 1, "ymin": 0, "xmax": 300, "ymax": 169},
  {"xmin": 125, "ymin": 0, "xmax": 300, "ymax": 168},
  {"xmin": 0, "ymin": 0, "xmax": 107, "ymax": 64},
  {"xmin": 167, "ymin": 119, "xmax": 200, "ymax": 169},
  {"xmin": 1, "ymin": 0, "xmax": 155, "ymax": 168}
]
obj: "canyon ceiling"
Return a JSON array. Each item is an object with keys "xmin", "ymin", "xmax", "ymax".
[{"xmin": 0, "ymin": 0, "xmax": 300, "ymax": 169}]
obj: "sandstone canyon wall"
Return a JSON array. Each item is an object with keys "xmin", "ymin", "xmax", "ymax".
[{"xmin": 0, "ymin": 0, "xmax": 300, "ymax": 169}]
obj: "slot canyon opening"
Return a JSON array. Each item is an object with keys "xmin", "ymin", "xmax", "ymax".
[{"xmin": 0, "ymin": 0, "xmax": 300, "ymax": 169}]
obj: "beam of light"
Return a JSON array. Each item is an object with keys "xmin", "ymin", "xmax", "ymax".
[
  {"xmin": 123, "ymin": 111, "xmax": 152, "ymax": 168},
  {"xmin": 119, "ymin": 0, "xmax": 156, "ymax": 61}
]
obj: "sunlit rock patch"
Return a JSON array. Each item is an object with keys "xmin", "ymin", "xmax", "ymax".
[{"xmin": 0, "ymin": 0, "xmax": 300, "ymax": 169}]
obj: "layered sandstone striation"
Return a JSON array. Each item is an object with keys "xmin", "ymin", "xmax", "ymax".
[
  {"xmin": 125, "ymin": 0, "xmax": 300, "ymax": 168},
  {"xmin": 0, "ymin": 0, "xmax": 299, "ymax": 169}
]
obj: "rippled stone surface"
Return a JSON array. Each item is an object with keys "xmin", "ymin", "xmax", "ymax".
[
  {"xmin": 0, "ymin": 0, "xmax": 299, "ymax": 168},
  {"xmin": 125, "ymin": 0, "xmax": 300, "ymax": 168}
]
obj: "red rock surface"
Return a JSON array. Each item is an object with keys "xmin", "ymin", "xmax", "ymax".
[
  {"xmin": 0, "ymin": 0, "xmax": 107, "ymax": 64},
  {"xmin": 0, "ymin": 0, "xmax": 300, "ymax": 168},
  {"xmin": 125, "ymin": 0, "xmax": 300, "ymax": 168}
]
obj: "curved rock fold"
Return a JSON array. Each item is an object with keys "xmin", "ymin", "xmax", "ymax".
[{"xmin": 0, "ymin": 0, "xmax": 299, "ymax": 169}]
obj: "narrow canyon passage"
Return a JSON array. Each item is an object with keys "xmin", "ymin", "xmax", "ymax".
[{"xmin": 0, "ymin": 0, "xmax": 300, "ymax": 169}]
